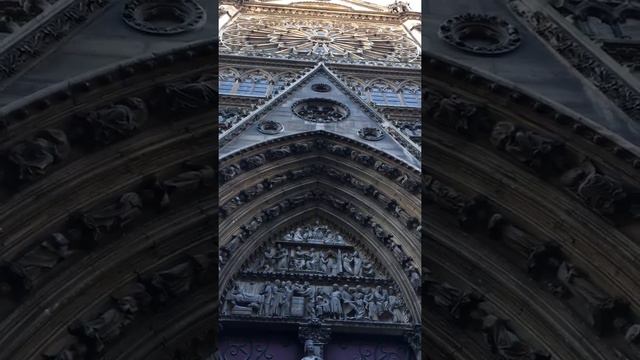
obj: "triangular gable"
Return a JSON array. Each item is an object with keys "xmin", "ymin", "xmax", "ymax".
[{"xmin": 219, "ymin": 63, "xmax": 420, "ymax": 168}]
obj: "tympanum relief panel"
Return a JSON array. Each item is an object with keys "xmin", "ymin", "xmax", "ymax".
[{"xmin": 221, "ymin": 222, "xmax": 412, "ymax": 325}]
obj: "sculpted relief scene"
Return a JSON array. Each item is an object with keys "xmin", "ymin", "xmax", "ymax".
[{"xmin": 222, "ymin": 223, "xmax": 411, "ymax": 324}]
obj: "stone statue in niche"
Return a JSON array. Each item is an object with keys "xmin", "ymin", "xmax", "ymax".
[
  {"xmin": 6, "ymin": 129, "xmax": 70, "ymax": 186},
  {"xmin": 81, "ymin": 97, "xmax": 147, "ymax": 145},
  {"xmin": 76, "ymin": 192, "xmax": 143, "ymax": 246},
  {"xmin": 561, "ymin": 161, "xmax": 627, "ymax": 216},
  {"xmin": 164, "ymin": 76, "xmax": 216, "ymax": 114}
]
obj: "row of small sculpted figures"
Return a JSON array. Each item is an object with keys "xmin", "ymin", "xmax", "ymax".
[
  {"xmin": 429, "ymin": 91, "xmax": 636, "ymax": 217},
  {"xmin": 220, "ymin": 190, "xmax": 421, "ymax": 292},
  {"xmin": 219, "ymin": 139, "xmax": 420, "ymax": 194},
  {"xmin": 45, "ymin": 253, "xmax": 213, "ymax": 359},
  {"xmin": 251, "ymin": 243, "xmax": 379, "ymax": 278},
  {"xmin": 0, "ymin": 163, "xmax": 213, "ymax": 297},
  {"xmin": 3, "ymin": 76, "xmax": 214, "ymax": 188},
  {"xmin": 221, "ymin": 163, "xmax": 418, "ymax": 232},
  {"xmin": 223, "ymin": 281, "xmax": 410, "ymax": 324}
]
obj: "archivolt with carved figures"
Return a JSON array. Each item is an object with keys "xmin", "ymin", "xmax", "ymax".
[{"xmin": 422, "ymin": 49, "xmax": 640, "ymax": 359}]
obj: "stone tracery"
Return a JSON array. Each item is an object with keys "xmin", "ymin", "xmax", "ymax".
[{"xmin": 220, "ymin": 16, "xmax": 421, "ymax": 66}]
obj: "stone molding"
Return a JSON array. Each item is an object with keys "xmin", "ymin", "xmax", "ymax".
[{"xmin": 0, "ymin": 0, "xmax": 110, "ymax": 84}]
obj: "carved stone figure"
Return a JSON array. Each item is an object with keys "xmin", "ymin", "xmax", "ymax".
[
  {"xmin": 260, "ymin": 282, "xmax": 276, "ymax": 316},
  {"xmin": 220, "ymin": 164, "xmax": 241, "ymax": 183},
  {"xmin": 78, "ymin": 192, "xmax": 143, "ymax": 246},
  {"xmin": 281, "ymin": 281, "xmax": 294, "ymax": 316},
  {"xmin": 7, "ymin": 129, "xmax": 70, "ymax": 185},
  {"xmin": 388, "ymin": 0, "xmax": 410, "ymax": 13},
  {"xmin": 147, "ymin": 258, "xmax": 199, "ymax": 301},
  {"xmin": 266, "ymin": 145, "xmax": 291, "ymax": 160},
  {"xmin": 164, "ymin": 77, "xmax": 216, "ymax": 114},
  {"xmin": 315, "ymin": 293, "xmax": 330, "ymax": 318},
  {"xmin": 71, "ymin": 307, "xmax": 132, "ymax": 353},
  {"xmin": 561, "ymin": 161, "xmax": 627, "ymax": 215},
  {"xmin": 294, "ymin": 281, "xmax": 316, "ymax": 318},
  {"xmin": 491, "ymin": 121, "xmax": 564, "ymax": 173},
  {"xmin": 557, "ymin": 261, "xmax": 628, "ymax": 335},
  {"xmin": 321, "ymin": 251, "xmax": 340, "ymax": 276},
  {"xmin": 328, "ymin": 284, "xmax": 344, "ymax": 319},
  {"xmin": 14, "ymin": 233, "xmax": 73, "ymax": 288},
  {"xmin": 301, "ymin": 339, "xmax": 323, "ymax": 360},
  {"xmin": 482, "ymin": 315, "xmax": 531, "ymax": 359},
  {"xmin": 352, "ymin": 251, "xmax": 363, "ymax": 276},
  {"xmin": 326, "ymin": 143, "xmax": 351, "ymax": 157},
  {"xmin": 274, "ymin": 243, "xmax": 289, "ymax": 271},
  {"xmin": 361, "ymin": 259, "xmax": 375, "ymax": 277},
  {"xmin": 163, "ymin": 164, "xmax": 214, "ymax": 194},
  {"xmin": 240, "ymin": 154, "xmax": 266, "ymax": 170},
  {"xmin": 82, "ymin": 98, "xmax": 147, "ymax": 145},
  {"xmin": 433, "ymin": 95, "xmax": 481, "ymax": 135}
]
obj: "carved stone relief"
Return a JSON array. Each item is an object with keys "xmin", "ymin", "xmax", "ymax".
[{"xmin": 44, "ymin": 253, "xmax": 214, "ymax": 358}]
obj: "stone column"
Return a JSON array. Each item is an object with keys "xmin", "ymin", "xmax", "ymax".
[{"xmin": 298, "ymin": 319, "xmax": 331, "ymax": 359}]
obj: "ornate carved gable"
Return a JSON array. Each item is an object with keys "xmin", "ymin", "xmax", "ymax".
[
  {"xmin": 219, "ymin": 63, "xmax": 420, "ymax": 168},
  {"xmin": 222, "ymin": 221, "xmax": 411, "ymax": 325}
]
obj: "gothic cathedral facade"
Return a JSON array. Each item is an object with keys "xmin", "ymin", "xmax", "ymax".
[{"xmin": 218, "ymin": 1, "xmax": 422, "ymax": 359}]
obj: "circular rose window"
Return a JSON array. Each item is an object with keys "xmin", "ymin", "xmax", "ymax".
[
  {"xmin": 122, "ymin": 0, "xmax": 207, "ymax": 35},
  {"xmin": 438, "ymin": 14, "xmax": 521, "ymax": 55},
  {"xmin": 292, "ymin": 98, "xmax": 349, "ymax": 123},
  {"xmin": 311, "ymin": 83, "xmax": 332, "ymax": 93}
]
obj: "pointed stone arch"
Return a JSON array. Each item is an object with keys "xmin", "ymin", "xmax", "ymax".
[{"xmin": 219, "ymin": 130, "xmax": 421, "ymax": 359}]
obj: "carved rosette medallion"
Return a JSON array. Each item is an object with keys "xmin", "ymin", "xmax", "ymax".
[
  {"xmin": 357, "ymin": 127, "xmax": 384, "ymax": 141},
  {"xmin": 311, "ymin": 83, "xmax": 332, "ymax": 93},
  {"xmin": 438, "ymin": 14, "xmax": 521, "ymax": 55},
  {"xmin": 122, "ymin": 0, "xmax": 207, "ymax": 35},
  {"xmin": 257, "ymin": 120, "xmax": 284, "ymax": 135},
  {"xmin": 292, "ymin": 98, "xmax": 350, "ymax": 123}
]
